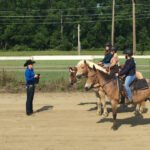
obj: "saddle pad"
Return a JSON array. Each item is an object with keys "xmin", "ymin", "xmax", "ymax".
[{"xmin": 132, "ymin": 79, "xmax": 149, "ymax": 90}]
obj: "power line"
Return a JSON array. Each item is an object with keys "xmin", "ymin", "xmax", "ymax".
[
  {"xmin": 0, "ymin": 3, "xmax": 149, "ymax": 12},
  {"xmin": 0, "ymin": 16, "xmax": 150, "ymax": 25}
]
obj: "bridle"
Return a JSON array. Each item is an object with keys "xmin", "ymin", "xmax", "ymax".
[{"xmin": 88, "ymin": 73, "xmax": 116, "ymax": 89}]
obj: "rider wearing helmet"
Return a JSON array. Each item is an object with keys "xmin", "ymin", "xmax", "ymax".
[
  {"xmin": 109, "ymin": 46, "xmax": 120, "ymax": 75},
  {"xmin": 98, "ymin": 42, "xmax": 113, "ymax": 67},
  {"xmin": 117, "ymin": 48, "xmax": 136, "ymax": 104}
]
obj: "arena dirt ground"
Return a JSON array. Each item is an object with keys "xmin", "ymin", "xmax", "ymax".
[{"xmin": 0, "ymin": 92, "xmax": 150, "ymax": 150}]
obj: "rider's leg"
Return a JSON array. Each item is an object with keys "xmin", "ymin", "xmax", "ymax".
[{"xmin": 124, "ymin": 75, "xmax": 136, "ymax": 101}]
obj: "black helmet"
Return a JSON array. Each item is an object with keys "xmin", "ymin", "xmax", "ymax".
[
  {"xmin": 105, "ymin": 42, "xmax": 111, "ymax": 47},
  {"xmin": 123, "ymin": 48, "xmax": 133, "ymax": 56},
  {"xmin": 105, "ymin": 42, "xmax": 112, "ymax": 51},
  {"xmin": 110, "ymin": 46, "xmax": 117, "ymax": 52}
]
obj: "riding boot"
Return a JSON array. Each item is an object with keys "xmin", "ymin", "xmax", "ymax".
[{"xmin": 125, "ymin": 98, "xmax": 133, "ymax": 105}]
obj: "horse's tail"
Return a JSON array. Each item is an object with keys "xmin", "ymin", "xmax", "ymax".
[{"xmin": 136, "ymin": 71, "xmax": 144, "ymax": 79}]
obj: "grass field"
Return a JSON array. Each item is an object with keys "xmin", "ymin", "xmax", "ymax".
[
  {"xmin": 0, "ymin": 58, "xmax": 150, "ymax": 81},
  {"xmin": 0, "ymin": 50, "xmax": 150, "ymax": 56},
  {"xmin": 0, "ymin": 57, "xmax": 149, "ymax": 92}
]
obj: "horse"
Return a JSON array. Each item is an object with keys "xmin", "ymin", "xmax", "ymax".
[
  {"xmin": 84, "ymin": 65, "xmax": 150, "ymax": 130},
  {"xmin": 69, "ymin": 60, "xmax": 109, "ymax": 116},
  {"xmin": 76, "ymin": 60, "xmax": 109, "ymax": 116},
  {"xmin": 69, "ymin": 67, "xmax": 77, "ymax": 86}
]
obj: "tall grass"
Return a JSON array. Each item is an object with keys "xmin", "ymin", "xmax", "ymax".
[{"xmin": 0, "ymin": 69, "xmax": 84, "ymax": 93}]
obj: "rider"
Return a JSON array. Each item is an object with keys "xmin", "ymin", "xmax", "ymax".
[
  {"xmin": 116, "ymin": 48, "xmax": 136, "ymax": 104},
  {"xmin": 98, "ymin": 42, "xmax": 113, "ymax": 67},
  {"xmin": 109, "ymin": 46, "xmax": 120, "ymax": 75}
]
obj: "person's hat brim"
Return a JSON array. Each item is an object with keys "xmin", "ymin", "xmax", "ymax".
[{"xmin": 24, "ymin": 60, "xmax": 36, "ymax": 67}]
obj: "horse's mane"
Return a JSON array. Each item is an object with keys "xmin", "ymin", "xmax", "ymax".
[
  {"xmin": 98, "ymin": 70, "xmax": 115, "ymax": 81},
  {"xmin": 76, "ymin": 60, "xmax": 107, "ymax": 73}
]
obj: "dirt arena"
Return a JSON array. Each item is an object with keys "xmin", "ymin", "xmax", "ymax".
[{"xmin": 0, "ymin": 92, "xmax": 150, "ymax": 150}]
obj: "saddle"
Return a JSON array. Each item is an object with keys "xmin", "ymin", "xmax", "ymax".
[
  {"xmin": 130, "ymin": 78, "xmax": 149, "ymax": 91},
  {"xmin": 117, "ymin": 78, "xmax": 149, "ymax": 104}
]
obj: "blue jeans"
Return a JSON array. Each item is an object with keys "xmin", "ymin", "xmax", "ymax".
[{"xmin": 124, "ymin": 75, "xmax": 136, "ymax": 100}]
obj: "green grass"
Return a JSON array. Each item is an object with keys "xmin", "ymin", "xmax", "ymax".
[
  {"xmin": 0, "ymin": 50, "xmax": 149, "ymax": 56},
  {"xmin": 0, "ymin": 59, "xmax": 149, "ymax": 82},
  {"xmin": 0, "ymin": 58, "xmax": 149, "ymax": 92}
]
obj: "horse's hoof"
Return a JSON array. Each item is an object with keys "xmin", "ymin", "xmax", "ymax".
[
  {"xmin": 111, "ymin": 122, "xmax": 118, "ymax": 131},
  {"xmin": 134, "ymin": 110, "xmax": 141, "ymax": 116},
  {"xmin": 140, "ymin": 108, "xmax": 148, "ymax": 114},
  {"xmin": 97, "ymin": 111, "xmax": 102, "ymax": 116},
  {"xmin": 102, "ymin": 112, "xmax": 109, "ymax": 118},
  {"xmin": 111, "ymin": 124, "xmax": 118, "ymax": 131}
]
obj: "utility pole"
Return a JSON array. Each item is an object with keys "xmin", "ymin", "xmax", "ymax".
[
  {"xmin": 77, "ymin": 24, "xmax": 81, "ymax": 55},
  {"xmin": 111, "ymin": 0, "xmax": 115, "ymax": 46},
  {"xmin": 60, "ymin": 11, "xmax": 63, "ymax": 41},
  {"xmin": 132, "ymin": 0, "xmax": 136, "ymax": 54}
]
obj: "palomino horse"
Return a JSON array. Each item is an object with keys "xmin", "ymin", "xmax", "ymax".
[
  {"xmin": 69, "ymin": 66, "xmax": 108, "ymax": 116},
  {"xmin": 84, "ymin": 65, "xmax": 150, "ymax": 130},
  {"xmin": 75, "ymin": 60, "xmax": 109, "ymax": 116}
]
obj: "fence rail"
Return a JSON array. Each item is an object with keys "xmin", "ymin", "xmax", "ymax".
[{"xmin": 0, "ymin": 55, "xmax": 150, "ymax": 60}]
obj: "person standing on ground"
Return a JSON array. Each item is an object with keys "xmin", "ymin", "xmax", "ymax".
[{"xmin": 24, "ymin": 59, "xmax": 38, "ymax": 116}]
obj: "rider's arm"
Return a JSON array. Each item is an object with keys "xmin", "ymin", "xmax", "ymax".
[{"xmin": 119, "ymin": 59, "xmax": 135, "ymax": 76}]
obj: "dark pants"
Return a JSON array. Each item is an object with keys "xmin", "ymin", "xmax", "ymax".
[{"xmin": 26, "ymin": 85, "xmax": 35, "ymax": 115}]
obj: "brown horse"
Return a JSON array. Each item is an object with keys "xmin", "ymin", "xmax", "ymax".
[
  {"xmin": 69, "ymin": 67, "xmax": 77, "ymax": 86},
  {"xmin": 85, "ymin": 65, "xmax": 150, "ymax": 130}
]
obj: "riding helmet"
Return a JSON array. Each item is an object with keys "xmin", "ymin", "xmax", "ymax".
[
  {"xmin": 105, "ymin": 42, "xmax": 112, "ymax": 51},
  {"xmin": 110, "ymin": 46, "xmax": 117, "ymax": 52},
  {"xmin": 123, "ymin": 48, "xmax": 133, "ymax": 56}
]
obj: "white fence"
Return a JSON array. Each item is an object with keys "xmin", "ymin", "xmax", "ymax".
[{"xmin": 0, "ymin": 55, "xmax": 150, "ymax": 60}]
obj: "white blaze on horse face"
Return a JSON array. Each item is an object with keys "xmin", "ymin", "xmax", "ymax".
[
  {"xmin": 76, "ymin": 65, "xmax": 87, "ymax": 77},
  {"xmin": 84, "ymin": 82, "xmax": 92, "ymax": 89}
]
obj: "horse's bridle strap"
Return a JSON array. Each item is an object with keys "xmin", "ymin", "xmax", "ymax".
[{"xmin": 101, "ymin": 78, "xmax": 116, "ymax": 88}]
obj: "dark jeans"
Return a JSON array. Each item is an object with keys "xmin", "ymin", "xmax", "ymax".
[{"xmin": 26, "ymin": 85, "xmax": 35, "ymax": 115}]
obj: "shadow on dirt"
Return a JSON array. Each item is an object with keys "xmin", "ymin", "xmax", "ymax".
[
  {"xmin": 34, "ymin": 105, "xmax": 53, "ymax": 113},
  {"xmin": 97, "ymin": 113, "xmax": 150, "ymax": 130}
]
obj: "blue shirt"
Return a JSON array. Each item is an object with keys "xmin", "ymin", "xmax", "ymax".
[
  {"xmin": 25, "ymin": 67, "xmax": 35, "ymax": 85},
  {"xmin": 102, "ymin": 53, "xmax": 113, "ymax": 64}
]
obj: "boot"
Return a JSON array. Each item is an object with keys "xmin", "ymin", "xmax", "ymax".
[{"xmin": 125, "ymin": 99, "xmax": 133, "ymax": 105}]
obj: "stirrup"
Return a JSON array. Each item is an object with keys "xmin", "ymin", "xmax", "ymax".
[{"xmin": 125, "ymin": 99, "xmax": 133, "ymax": 105}]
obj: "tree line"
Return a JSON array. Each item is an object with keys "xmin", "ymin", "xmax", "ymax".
[{"xmin": 0, "ymin": 0, "xmax": 149, "ymax": 52}]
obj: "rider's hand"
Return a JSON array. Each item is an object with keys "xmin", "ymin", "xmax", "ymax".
[
  {"xmin": 115, "ymin": 73, "xmax": 119, "ymax": 77},
  {"xmin": 98, "ymin": 62, "xmax": 102, "ymax": 65},
  {"xmin": 34, "ymin": 74, "xmax": 38, "ymax": 78}
]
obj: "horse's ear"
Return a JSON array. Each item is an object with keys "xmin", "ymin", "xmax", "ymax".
[
  {"xmin": 93, "ymin": 65, "xmax": 97, "ymax": 72},
  {"xmin": 84, "ymin": 60, "xmax": 87, "ymax": 64},
  {"xmin": 74, "ymin": 67, "xmax": 77, "ymax": 72},
  {"xmin": 69, "ymin": 67, "xmax": 73, "ymax": 72}
]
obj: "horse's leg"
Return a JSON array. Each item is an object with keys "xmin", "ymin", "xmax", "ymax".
[
  {"xmin": 135, "ymin": 101, "xmax": 146, "ymax": 114},
  {"xmin": 111, "ymin": 100, "xmax": 118, "ymax": 130},
  {"xmin": 102, "ymin": 95, "xmax": 109, "ymax": 117},
  {"xmin": 95, "ymin": 91, "xmax": 102, "ymax": 115},
  {"xmin": 139, "ymin": 101, "xmax": 146, "ymax": 113}
]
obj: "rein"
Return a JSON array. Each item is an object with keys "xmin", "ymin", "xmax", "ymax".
[
  {"xmin": 88, "ymin": 73, "xmax": 116, "ymax": 89},
  {"xmin": 101, "ymin": 78, "xmax": 115, "ymax": 88}
]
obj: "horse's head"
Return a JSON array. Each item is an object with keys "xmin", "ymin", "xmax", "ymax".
[
  {"xmin": 84, "ymin": 65, "xmax": 99, "ymax": 91},
  {"xmin": 68, "ymin": 67, "xmax": 77, "ymax": 86},
  {"xmin": 76, "ymin": 60, "xmax": 88, "ymax": 79}
]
